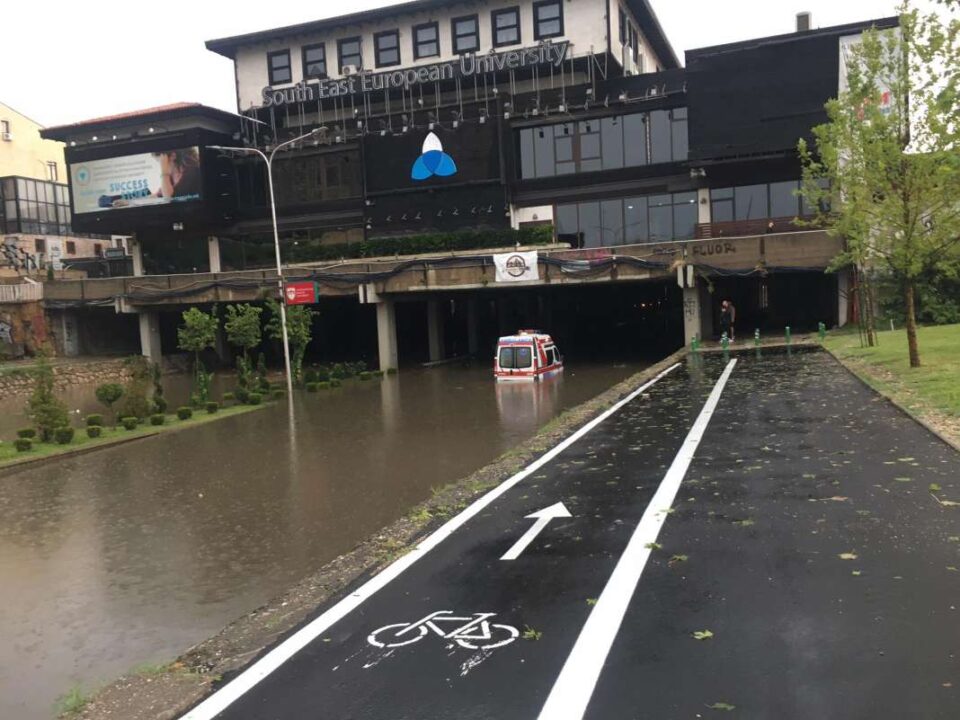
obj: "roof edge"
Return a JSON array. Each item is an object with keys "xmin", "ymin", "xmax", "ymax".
[{"xmin": 40, "ymin": 103, "xmax": 241, "ymax": 142}]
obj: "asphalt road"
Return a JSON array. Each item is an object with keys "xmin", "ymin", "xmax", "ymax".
[{"xmin": 181, "ymin": 349, "xmax": 960, "ymax": 719}]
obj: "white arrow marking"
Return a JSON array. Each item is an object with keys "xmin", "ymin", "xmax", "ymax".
[{"xmin": 501, "ymin": 502, "xmax": 572, "ymax": 561}]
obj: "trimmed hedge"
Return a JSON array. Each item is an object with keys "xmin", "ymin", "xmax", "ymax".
[
  {"xmin": 386, "ymin": 367, "xmax": 398, "ymax": 375},
  {"xmin": 54, "ymin": 427, "xmax": 75, "ymax": 445},
  {"xmin": 317, "ymin": 381, "xmax": 331, "ymax": 390},
  {"xmin": 121, "ymin": 417, "xmax": 139, "ymax": 431},
  {"xmin": 329, "ymin": 378, "xmax": 342, "ymax": 388},
  {"xmin": 223, "ymin": 392, "xmax": 236, "ymax": 403},
  {"xmin": 359, "ymin": 372, "xmax": 372, "ymax": 381},
  {"xmin": 305, "ymin": 382, "xmax": 319, "ymax": 393},
  {"xmin": 372, "ymin": 370, "xmax": 384, "ymax": 378},
  {"xmin": 150, "ymin": 414, "xmax": 166, "ymax": 426},
  {"xmin": 85, "ymin": 414, "xmax": 104, "ymax": 428},
  {"xmin": 176, "ymin": 406, "xmax": 193, "ymax": 421},
  {"xmin": 271, "ymin": 389, "xmax": 284, "ymax": 400},
  {"xmin": 206, "ymin": 402, "xmax": 219, "ymax": 414},
  {"xmin": 86, "ymin": 426, "xmax": 102, "ymax": 439},
  {"xmin": 16, "ymin": 428, "xmax": 36, "ymax": 439},
  {"xmin": 14, "ymin": 438, "xmax": 32, "ymax": 452},
  {"xmin": 247, "ymin": 392, "xmax": 263, "ymax": 406}
]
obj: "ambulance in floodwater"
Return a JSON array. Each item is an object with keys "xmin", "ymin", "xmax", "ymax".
[{"xmin": 494, "ymin": 330, "xmax": 563, "ymax": 382}]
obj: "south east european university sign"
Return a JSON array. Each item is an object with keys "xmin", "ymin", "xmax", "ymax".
[{"xmin": 261, "ymin": 41, "xmax": 570, "ymax": 108}]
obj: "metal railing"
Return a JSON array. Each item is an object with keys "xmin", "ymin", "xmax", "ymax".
[{"xmin": 0, "ymin": 282, "xmax": 43, "ymax": 303}]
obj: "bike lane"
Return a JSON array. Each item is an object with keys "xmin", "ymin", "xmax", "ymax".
[
  {"xmin": 585, "ymin": 349, "xmax": 960, "ymax": 719},
  {"xmin": 181, "ymin": 356, "xmax": 733, "ymax": 719}
]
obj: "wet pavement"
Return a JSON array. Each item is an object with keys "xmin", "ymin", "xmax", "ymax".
[
  {"xmin": 0, "ymin": 362, "xmax": 640, "ymax": 720},
  {"xmin": 181, "ymin": 349, "xmax": 960, "ymax": 720}
]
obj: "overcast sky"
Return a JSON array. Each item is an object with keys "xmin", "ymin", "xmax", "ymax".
[{"xmin": 1, "ymin": 0, "xmax": 939, "ymax": 127}]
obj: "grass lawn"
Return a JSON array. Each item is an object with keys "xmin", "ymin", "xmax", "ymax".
[
  {"xmin": 0, "ymin": 402, "xmax": 268, "ymax": 469},
  {"xmin": 823, "ymin": 324, "xmax": 960, "ymax": 435}
]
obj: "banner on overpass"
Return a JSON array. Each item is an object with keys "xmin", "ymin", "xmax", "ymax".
[{"xmin": 493, "ymin": 251, "xmax": 539, "ymax": 283}]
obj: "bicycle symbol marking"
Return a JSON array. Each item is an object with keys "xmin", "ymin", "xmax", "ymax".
[{"xmin": 367, "ymin": 611, "xmax": 519, "ymax": 651}]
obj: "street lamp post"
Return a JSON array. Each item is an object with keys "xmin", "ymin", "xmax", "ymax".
[{"xmin": 209, "ymin": 127, "xmax": 324, "ymax": 399}]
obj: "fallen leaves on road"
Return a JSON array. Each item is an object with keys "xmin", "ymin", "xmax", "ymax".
[
  {"xmin": 692, "ymin": 630, "xmax": 714, "ymax": 640},
  {"xmin": 839, "ymin": 552, "xmax": 859, "ymax": 560},
  {"xmin": 706, "ymin": 702, "xmax": 736, "ymax": 711}
]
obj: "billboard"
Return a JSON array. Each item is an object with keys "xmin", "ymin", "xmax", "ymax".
[{"xmin": 70, "ymin": 147, "xmax": 202, "ymax": 214}]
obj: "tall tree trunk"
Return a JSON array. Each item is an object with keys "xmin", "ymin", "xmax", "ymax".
[{"xmin": 904, "ymin": 283, "xmax": 921, "ymax": 368}]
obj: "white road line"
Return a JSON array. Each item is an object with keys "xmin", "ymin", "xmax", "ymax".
[
  {"xmin": 179, "ymin": 362, "xmax": 682, "ymax": 720},
  {"xmin": 536, "ymin": 358, "xmax": 737, "ymax": 720}
]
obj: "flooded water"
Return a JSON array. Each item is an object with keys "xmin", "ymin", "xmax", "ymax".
[{"xmin": 0, "ymin": 362, "xmax": 641, "ymax": 719}]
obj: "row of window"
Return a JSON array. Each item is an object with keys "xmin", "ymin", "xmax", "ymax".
[
  {"xmin": 618, "ymin": 6, "xmax": 643, "ymax": 69},
  {"xmin": 518, "ymin": 109, "xmax": 688, "ymax": 179},
  {"xmin": 0, "ymin": 177, "xmax": 74, "ymax": 237},
  {"xmin": 556, "ymin": 192, "xmax": 699, "ymax": 248},
  {"xmin": 267, "ymin": 1, "xmax": 564, "ymax": 85},
  {"xmin": 710, "ymin": 180, "xmax": 818, "ymax": 223}
]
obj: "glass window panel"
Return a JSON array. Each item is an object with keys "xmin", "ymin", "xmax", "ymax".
[
  {"xmin": 649, "ymin": 110, "xmax": 671, "ymax": 164},
  {"xmin": 623, "ymin": 114, "xmax": 647, "ymax": 166},
  {"xmin": 303, "ymin": 45, "xmax": 326, "ymax": 77},
  {"xmin": 602, "ymin": 199, "xmax": 624, "ymax": 246},
  {"xmin": 578, "ymin": 202, "xmax": 602, "ymax": 248},
  {"xmin": 414, "ymin": 23, "xmax": 439, "ymax": 58},
  {"xmin": 624, "ymin": 197, "xmax": 649, "ymax": 243},
  {"xmin": 519, "ymin": 129, "xmax": 536, "ymax": 179},
  {"xmin": 579, "ymin": 159, "xmax": 602, "ymax": 173},
  {"xmin": 555, "ymin": 134, "xmax": 573, "ymax": 162},
  {"xmin": 712, "ymin": 198, "xmax": 734, "ymax": 223},
  {"xmin": 16, "ymin": 178, "xmax": 27, "ymax": 199},
  {"xmin": 535, "ymin": 0, "xmax": 562, "ymax": 38},
  {"xmin": 555, "ymin": 162, "xmax": 576, "ymax": 175},
  {"xmin": 648, "ymin": 194, "xmax": 673, "ymax": 241},
  {"xmin": 735, "ymin": 184, "xmax": 768, "ymax": 220},
  {"xmin": 556, "ymin": 203, "xmax": 579, "ymax": 238},
  {"xmin": 533, "ymin": 126, "xmax": 555, "ymax": 178},
  {"xmin": 5, "ymin": 200, "xmax": 17, "ymax": 221},
  {"xmin": 601, "ymin": 116, "xmax": 624, "ymax": 170},
  {"xmin": 453, "ymin": 17, "xmax": 479, "ymax": 52},
  {"xmin": 673, "ymin": 193, "xmax": 698, "ymax": 240},
  {"xmin": 770, "ymin": 180, "xmax": 800, "ymax": 218},
  {"xmin": 580, "ymin": 132, "xmax": 600, "ymax": 160},
  {"xmin": 671, "ymin": 109, "xmax": 688, "ymax": 161}
]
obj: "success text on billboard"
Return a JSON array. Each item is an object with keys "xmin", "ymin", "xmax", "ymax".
[{"xmin": 70, "ymin": 147, "xmax": 202, "ymax": 214}]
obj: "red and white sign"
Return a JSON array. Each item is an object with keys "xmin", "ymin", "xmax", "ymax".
[{"xmin": 284, "ymin": 281, "xmax": 318, "ymax": 305}]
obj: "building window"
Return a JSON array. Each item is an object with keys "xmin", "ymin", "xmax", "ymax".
[
  {"xmin": 518, "ymin": 108, "xmax": 687, "ymax": 179},
  {"xmin": 0, "ymin": 119, "xmax": 9, "ymax": 138},
  {"xmin": 94, "ymin": 243, "xmax": 103, "ymax": 257},
  {"xmin": 35, "ymin": 238, "xmax": 45, "ymax": 253},
  {"xmin": 47, "ymin": 162, "xmax": 58, "ymax": 182},
  {"xmin": 267, "ymin": 50, "xmax": 292, "ymax": 85},
  {"xmin": 533, "ymin": 0, "xmax": 563, "ymax": 40},
  {"xmin": 556, "ymin": 192, "xmax": 697, "ymax": 248},
  {"xmin": 710, "ymin": 181, "xmax": 809, "ymax": 223},
  {"xmin": 492, "ymin": 7, "xmax": 521, "ymax": 47},
  {"xmin": 452, "ymin": 15, "xmax": 480, "ymax": 54},
  {"xmin": 302, "ymin": 43, "xmax": 327, "ymax": 79},
  {"xmin": 618, "ymin": 8, "xmax": 627, "ymax": 44},
  {"xmin": 374, "ymin": 30, "xmax": 401, "ymax": 68},
  {"xmin": 338, "ymin": 37, "xmax": 363, "ymax": 71},
  {"xmin": 66, "ymin": 241, "xmax": 76, "ymax": 255},
  {"xmin": 413, "ymin": 21, "xmax": 439, "ymax": 59}
]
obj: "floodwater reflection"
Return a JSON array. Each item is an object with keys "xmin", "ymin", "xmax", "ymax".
[{"xmin": 0, "ymin": 361, "xmax": 640, "ymax": 720}]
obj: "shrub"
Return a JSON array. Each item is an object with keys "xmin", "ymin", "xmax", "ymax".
[
  {"xmin": 85, "ymin": 414, "xmax": 103, "ymax": 428},
  {"xmin": 247, "ymin": 392, "xmax": 263, "ymax": 405},
  {"xmin": 86, "ymin": 426, "xmax": 102, "ymax": 439},
  {"xmin": 305, "ymin": 382, "xmax": 319, "ymax": 393},
  {"xmin": 349, "ymin": 361, "xmax": 368, "ymax": 375},
  {"xmin": 176, "ymin": 406, "xmax": 193, "ymax": 421},
  {"xmin": 331, "ymin": 364, "xmax": 347, "ymax": 380},
  {"xmin": 317, "ymin": 381, "xmax": 331, "ymax": 390},
  {"xmin": 386, "ymin": 367, "xmax": 398, "ymax": 375},
  {"xmin": 151, "ymin": 361, "xmax": 166, "ymax": 415},
  {"xmin": 95, "ymin": 382, "xmax": 124, "ymax": 422},
  {"xmin": 258, "ymin": 378, "xmax": 271, "ymax": 392},
  {"xmin": 372, "ymin": 370, "xmax": 384, "ymax": 378},
  {"xmin": 150, "ymin": 414, "xmax": 166, "ymax": 426},
  {"xmin": 16, "ymin": 428, "xmax": 36, "ymax": 439},
  {"xmin": 223, "ymin": 392, "xmax": 236, "ymax": 403},
  {"xmin": 330, "ymin": 378, "xmax": 342, "ymax": 388},
  {"xmin": 206, "ymin": 402, "xmax": 219, "ymax": 414},
  {"xmin": 121, "ymin": 417, "xmax": 139, "ymax": 431},
  {"xmin": 14, "ymin": 438, "xmax": 32, "ymax": 452},
  {"xmin": 315, "ymin": 367, "xmax": 331, "ymax": 382},
  {"xmin": 271, "ymin": 389, "xmax": 284, "ymax": 400},
  {"xmin": 235, "ymin": 387, "xmax": 250, "ymax": 404},
  {"xmin": 54, "ymin": 426, "xmax": 75, "ymax": 444},
  {"xmin": 28, "ymin": 357, "xmax": 69, "ymax": 441},
  {"xmin": 118, "ymin": 358, "xmax": 152, "ymax": 420},
  {"xmin": 303, "ymin": 369, "xmax": 319, "ymax": 384},
  {"xmin": 359, "ymin": 371, "xmax": 372, "ymax": 381},
  {"xmin": 153, "ymin": 396, "xmax": 168, "ymax": 414}
]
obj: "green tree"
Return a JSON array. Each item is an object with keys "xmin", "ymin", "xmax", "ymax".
[
  {"xmin": 224, "ymin": 304, "xmax": 263, "ymax": 361},
  {"xmin": 27, "ymin": 357, "xmax": 69, "ymax": 442},
  {"xmin": 265, "ymin": 298, "xmax": 316, "ymax": 383},
  {"xmin": 117, "ymin": 357, "xmax": 152, "ymax": 420},
  {"xmin": 95, "ymin": 382, "xmax": 125, "ymax": 425},
  {"xmin": 799, "ymin": 5, "xmax": 960, "ymax": 367},
  {"xmin": 177, "ymin": 307, "xmax": 218, "ymax": 402}
]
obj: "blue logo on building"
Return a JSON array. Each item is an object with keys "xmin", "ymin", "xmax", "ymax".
[{"xmin": 411, "ymin": 132, "xmax": 457, "ymax": 181}]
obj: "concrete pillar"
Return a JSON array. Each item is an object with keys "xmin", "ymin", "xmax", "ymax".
[
  {"xmin": 698, "ymin": 281, "xmax": 715, "ymax": 340},
  {"xmin": 427, "ymin": 299, "xmax": 444, "ymax": 362},
  {"xmin": 697, "ymin": 188, "xmax": 711, "ymax": 225},
  {"xmin": 466, "ymin": 297, "xmax": 479, "ymax": 356},
  {"xmin": 682, "ymin": 284, "xmax": 703, "ymax": 346},
  {"xmin": 57, "ymin": 311, "xmax": 81, "ymax": 357},
  {"xmin": 130, "ymin": 235, "xmax": 145, "ymax": 277},
  {"xmin": 208, "ymin": 236, "xmax": 222, "ymax": 274},
  {"xmin": 376, "ymin": 300, "xmax": 398, "ymax": 371},
  {"xmin": 138, "ymin": 312, "xmax": 162, "ymax": 363}
]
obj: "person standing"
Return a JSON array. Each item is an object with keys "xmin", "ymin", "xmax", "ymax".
[{"xmin": 720, "ymin": 300, "xmax": 733, "ymax": 341}]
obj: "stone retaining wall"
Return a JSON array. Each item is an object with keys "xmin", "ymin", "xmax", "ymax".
[{"xmin": 0, "ymin": 358, "xmax": 135, "ymax": 399}]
